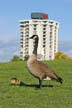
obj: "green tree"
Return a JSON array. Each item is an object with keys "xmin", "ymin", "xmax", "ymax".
[
  {"xmin": 11, "ymin": 55, "xmax": 22, "ymax": 61},
  {"xmin": 24, "ymin": 55, "xmax": 29, "ymax": 61}
]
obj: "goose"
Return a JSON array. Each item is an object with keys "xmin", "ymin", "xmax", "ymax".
[{"xmin": 27, "ymin": 35, "xmax": 63, "ymax": 88}]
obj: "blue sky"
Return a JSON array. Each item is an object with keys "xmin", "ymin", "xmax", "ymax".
[{"xmin": 0, "ymin": 0, "xmax": 72, "ymax": 61}]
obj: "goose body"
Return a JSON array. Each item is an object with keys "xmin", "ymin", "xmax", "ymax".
[{"xmin": 27, "ymin": 35, "xmax": 63, "ymax": 88}]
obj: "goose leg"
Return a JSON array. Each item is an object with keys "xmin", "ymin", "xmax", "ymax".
[{"xmin": 38, "ymin": 79, "xmax": 42, "ymax": 88}]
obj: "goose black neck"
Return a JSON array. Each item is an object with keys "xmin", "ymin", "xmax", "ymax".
[{"xmin": 33, "ymin": 36, "xmax": 39, "ymax": 55}]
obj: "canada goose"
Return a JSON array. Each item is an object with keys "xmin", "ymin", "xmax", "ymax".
[{"xmin": 27, "ymin": 35, "xmax": 63, "ymax": 88}]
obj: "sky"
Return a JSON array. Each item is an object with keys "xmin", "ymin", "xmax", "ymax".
[{"xmin": 0, "ymin": 0, "xmax": 72, "ymax": 61}]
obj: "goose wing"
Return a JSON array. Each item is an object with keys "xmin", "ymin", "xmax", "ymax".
[{"xmin": 30, "ymin": 60, "xmax": 58, "ymax": 80}]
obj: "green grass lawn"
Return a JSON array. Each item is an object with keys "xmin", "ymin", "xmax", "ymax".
[{"xmin": 0, "ymin": 60, "xmax": 72, "ymax": 108}]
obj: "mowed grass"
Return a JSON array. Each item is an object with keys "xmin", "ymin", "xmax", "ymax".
[{"xmin": 0, "ymin": 59, "xmax": 72, "ymax": 108}]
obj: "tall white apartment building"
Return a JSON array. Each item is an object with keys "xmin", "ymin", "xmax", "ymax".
[{"xmin": 19, "ymin": 13, "xmax": 59, "ymax": 60}]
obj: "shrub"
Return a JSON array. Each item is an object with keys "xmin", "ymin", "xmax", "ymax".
[
  {"xmin": 11, "ymin": 55, "xmax": 22, "ymax": 61},
  {"xmin": 24, "ymin": 55, "xmax": 29, "ymax": 61},
  {"xmin": 55, "ymin": 52, "xmax": 69, "ymax": 59}
]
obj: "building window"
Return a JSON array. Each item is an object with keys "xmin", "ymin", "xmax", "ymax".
[
  {"xmin": 50, "ymin": 22, "xmax": 53, "ymax": 24},
  {"xmin": 33, "ymin": 28, "xmax": 37, "ymax": 30},
  {"xmin": 20, "ymin": 35, "xmax": 23, "ymax": 39},
  {"xmin": 43, "ymin": 35, "xmax": 46, "ymax": 37},
  {"xmin": 20, "ymin": 31, "xmax": 23, "ymax": 34},
  {"xmin": 20, "ymin": 41, "xmax": 23, "ymax": 44},
  {"xmin": 49, "ymin": 45, "xmax": 52, "ymax": 48},
  {"xmin": 49, "ymin": 55, "xmax": 52, "ymax": 59},
  {"xmin": 43, "ymin": 24, "xmax": 46, "ymax": 27},
  {"xmin": 26, "ymin": 28, "xmax": 29, "ymax": 30},
  {"xmin": 43, "ymin": 31, "xmax": 46, "ymax": 34},
  {"xmin": 20, "ymin": 38, "xmax": 23, "ymax": 41},
  {"xmin": 33, "ymin": 24, "xmax": 37, "ymax": 27},
  {"xmin": 43, "ymin": 38, "xmax": 46, "ymax": 41},
  {"xmin": 50, "ymin": 32, "xmax": 52, "ymax": 35},
  {"xmin": 24, "ymin": 21, "xmax": 29, "ymax": 23},
  {"xmin": 20, "ymin": 25, "xmax": 25, "ymax": 28},
  {"xmin": 20, "ymin": 45, "xmax": 23, "ymax": 48},
  {"xmin": 43, "ymin": 21, "xmax": 47, "ymax": 23},
  {"xmin": 43, "ymin": 45, "xmax": 45, "ymax": 48},
  {"xmin": 56, "ymin": 23, "xmax": 58, "ymax": 26},
  {"xmin": 20, "ymin": 22, "xmax": 24, "ymax": 24},
  {"xmin": 43, "ymin": 28, "xmax": 46, "ymax": 30}
]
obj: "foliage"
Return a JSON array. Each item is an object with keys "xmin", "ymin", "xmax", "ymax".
[
  {"xmin": 0, "ymin": 60, "xmax": 72, "ymax": 108},
  {"xmin": 24, "ymin": 55, "xmax": 29, "ymax": 61},
  {"xmin": 11, "ymin": 55, "xmax": 22, "ymax": 61},
  {"xmin": 55, "ymin": 51, "xmax": 70, "ymax": 59}
]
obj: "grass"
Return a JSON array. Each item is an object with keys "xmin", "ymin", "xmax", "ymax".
[{"xmin": 0, "ymin": 59, "xmax": 72, "ymax": 108}]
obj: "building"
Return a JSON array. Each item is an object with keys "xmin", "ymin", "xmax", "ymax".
[{"xmin": 19, "ymin": 13, "xmax": 59, "ymax": 60}]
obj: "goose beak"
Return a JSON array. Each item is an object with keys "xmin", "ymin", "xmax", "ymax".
[
  {"xmin": 29, "ymin": 35, "xmax": 38, "ymax": 39},
  {"xmin": 29, "ymin": 35, "xmax": 35, "ymax": 39},
  {"xmin": 29, "ymin": 36, "xmax": 33, "ymax": 39}
]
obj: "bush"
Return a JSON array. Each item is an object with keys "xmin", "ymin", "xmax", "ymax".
[
  {"xmin": 11, "ymin": 55, "xmax": 22, "ymax": 61},
  {"xmin": 55, "ymin": 52, "xmax": 69, "ymax": 59},
  {"xmin": 24, "ymin": 55, "xmax": 29, "ymax": 61}
]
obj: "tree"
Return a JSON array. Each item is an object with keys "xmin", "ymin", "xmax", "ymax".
[
  {"xmin": 55, "ymin": 52, "xmax": 69, "ymax": 59},
  {"xmin": 24, "ymin": 55, "xmax": 29, "ymax": 61},
  {"xmin": 11, "ymin": 55, "xmax": 22, "ymax": 61}
]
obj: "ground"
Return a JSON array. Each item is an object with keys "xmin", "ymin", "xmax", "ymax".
[{"xmin": 0, "ymin": 60, "xmax": 72, "ymax": 108}]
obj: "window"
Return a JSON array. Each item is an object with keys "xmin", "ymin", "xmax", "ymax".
[
  {"xmin": 50, "ymin": 22, "xmax": 53, "ymax": 24},
  {"xmin": 50, "ymin": 41, "xmax": 52, "ymax": 45},
  {"xmin": 20, "ymin": 45, "xmax": 23, "ymax": 48},
  {"xmin": 43, "ymin": 31, "xmax": 46, "ymax": 34},
  {"xmin": 43, "ymin": 41, "xmax": 45, "ymax": 44},
  {"xmin": 21, "ymin": 35, "xmax": 23, "ymax": 37},
  {"xmin": 50, "ymin": 25, "xmax": 53, "ymax": 27},
  {"xmin": 43, "ymin": 38, "xmax": 46, "ymax": 41},
  {"xmin": 33, "ymin": 24, "xmax": 37, "ymax": 27},
  {"xmin": 26, "ymin": 28, "xmax": 29, "ymax": 30},
  {"xmin": 25, "ymin": 21, "xmax": 29, "ymax": 23},
  {"xmin": 25, "ymin": 31, "xmax": 29, "ymax": 34},
  {"xmin": 49, "ymin": 45, "xmax": 52, "ymax": 48},
  {"xmin": 33, "ymin": 28, "xmax": 36, "ymax": 30},
  {"xmin": 43, "ymin": 45, "xmax": 45, "ymax": 47},
  {"xmin": 20, "ymin": 38, "xmax": 23, "ymax": 41},
  {"xmin": 43, "ymin": 28, "xmax": 46, "ymax": 30},
  {"xmin": 49, "ymin": 55, "xmax": 52, "ymax": 59},
  {"xmin": 56, "ymin": 23, "xmax": 58, "ymax": 26},
  {"xmin": 50, "ymin": 32, "xmax": 52, "ymax": 35},
  {"xmin": 26, "ymin": 35, "xmax": 29, "ymax": 38},
  {"xmin": 43, "ymin": 24, "xmax": 46, "ymax": 27},
  {"xmin": 20, "ymin": 42, "xmax": 23, "ymax": 44},
  {"xmin": 43, "ymin": 35, "xmax": 46, "ymax": 37},
  {"xmin": 20, "ymin": 31, "xmax": 23, "ymax": 34},
  {"xmin": 20, "ymin": 51, "xmax": 23, "ymax": 54},
  {"xmin": 20, "ymin": 25, "xmax": 24, "ymax": 28},
  {"xmin": 43, "ymin": 21, "xmax": 47, "ymax": 23}
]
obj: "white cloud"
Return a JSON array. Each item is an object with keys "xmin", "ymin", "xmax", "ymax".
[
  {"xmin": 0, "ymin": 39, "xmax": 72, "ymax": 62},
  {"xmin": 0, "ymin": 50, "xmax": 6, "ymax": 56},
  {"xmin": 13, "ymin": 51, "xmax": 19, "ymax": 56},
  {"xmin": 66, "ymin": 50, "xmax": 72, "ymax": 57},
  {"xmin": 59, "ymin": 40, "xmax": 72, "ymax": 57},
  {"xmin": 0, "ymin": 39, "xmax": 19, "ymax": 62}
]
